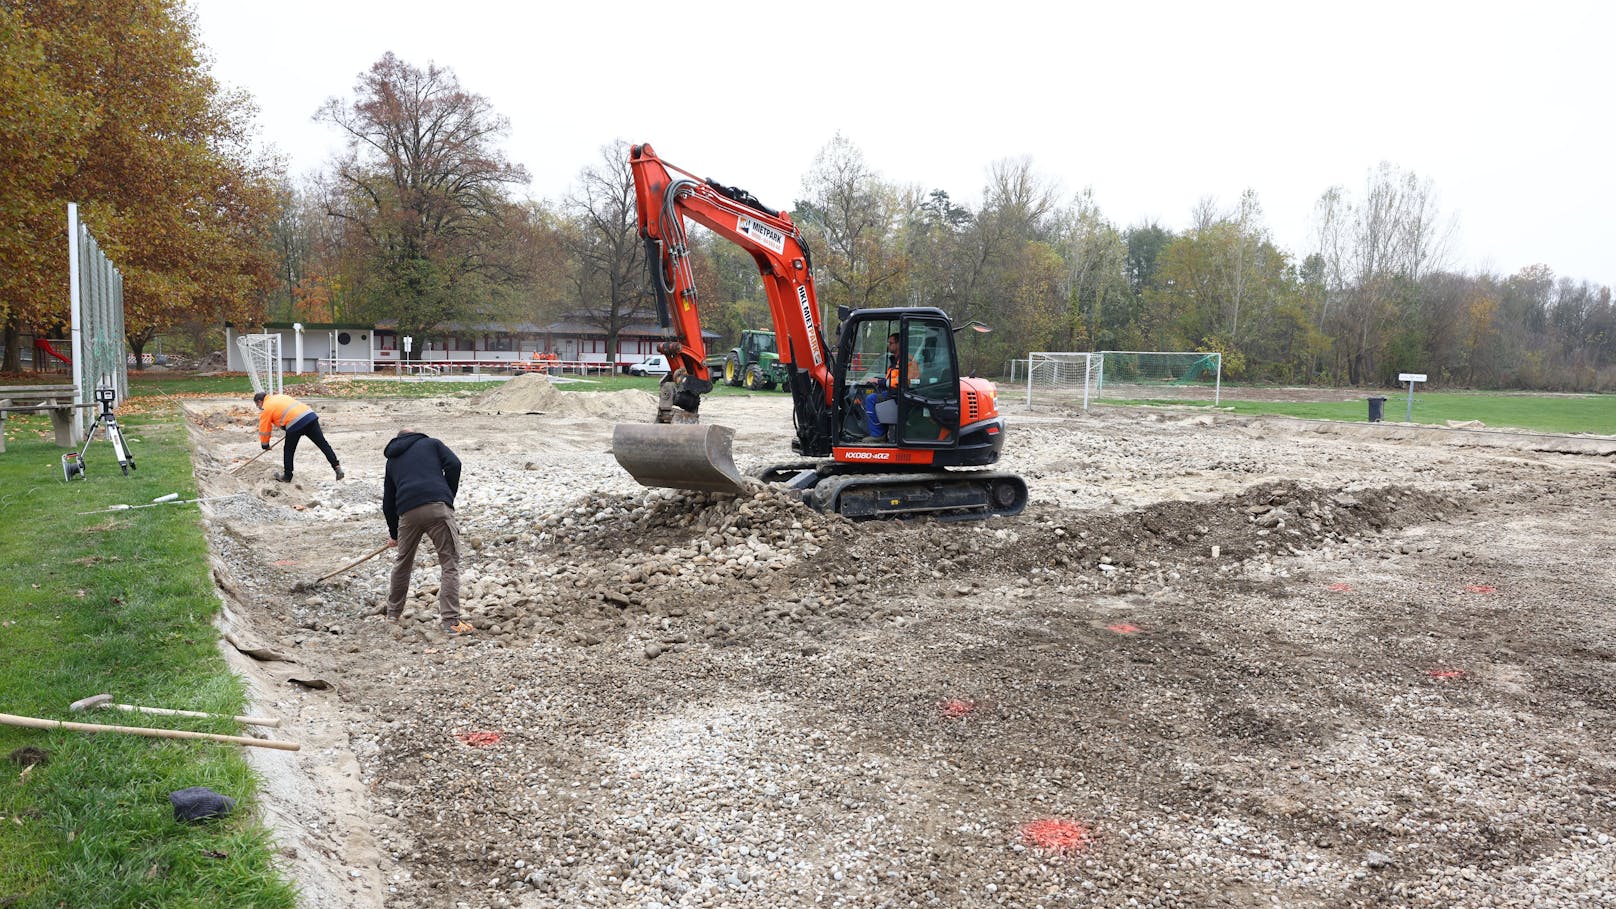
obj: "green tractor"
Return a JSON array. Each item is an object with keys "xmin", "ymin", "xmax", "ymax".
[{"xmin": 713, "ymin": 329, "xmax": 789, "ymax": 390}]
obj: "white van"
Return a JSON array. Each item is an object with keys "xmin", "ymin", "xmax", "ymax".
[{"xmin": 628, "ymin": 354, "xmax": 671, "ymax": 377}]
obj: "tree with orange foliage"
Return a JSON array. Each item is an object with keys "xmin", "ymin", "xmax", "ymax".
[{"xmin": 0, "ymin": 0, "xmax": 280, "ymax": 371}]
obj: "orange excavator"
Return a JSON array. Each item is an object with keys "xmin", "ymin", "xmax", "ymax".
[{"xmin": 611, "ymin": 143, "xmax": 1027, "ymax": 521}]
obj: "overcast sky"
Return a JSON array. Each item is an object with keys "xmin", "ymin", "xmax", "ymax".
[{"xmin": 191, "ymin": 0, "xmax": 1613, "ymax": 287}]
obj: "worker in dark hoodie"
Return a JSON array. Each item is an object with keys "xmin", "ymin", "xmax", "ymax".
[{"xmin": 381, "ymin": 428, "xmax": 472, "ymax": 635}]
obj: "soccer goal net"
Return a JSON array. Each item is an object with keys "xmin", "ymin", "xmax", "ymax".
[
  {"xmin": 236, "ymin": 334, "xmax": 283, "ymax": 395},
  {"xmin": 1024, "ymin": 350, "xmax": 1221, "ymax": 408},
  {"xmin": 1024, "ymin": 352, "xmax": 1099, "ymax": 408}
]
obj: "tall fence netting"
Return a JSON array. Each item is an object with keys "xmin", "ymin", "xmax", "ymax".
[{"xmin": 68, "ymin": 204, "xmax": 128, "ymax": 435}]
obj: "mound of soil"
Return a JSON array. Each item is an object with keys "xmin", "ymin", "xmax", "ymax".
[{"xmin": 470, "ymin": 374, "xmax": 653, "ymax": 420}]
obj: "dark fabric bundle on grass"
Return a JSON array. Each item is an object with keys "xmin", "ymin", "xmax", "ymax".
[{"xmin": 170, "ymin": 786, "xmax": 236, "ymax": 822}]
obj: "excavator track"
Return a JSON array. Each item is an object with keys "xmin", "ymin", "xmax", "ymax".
[
  {"xmin": 799, "ymin": 468, "xmax": 1027, "ymax": 521},
  {"xmin": 614, "ymin": 427, "xmax": 1027, "ymax": 522}
]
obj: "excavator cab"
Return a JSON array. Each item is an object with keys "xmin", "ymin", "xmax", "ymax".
[{"xmin": 834, "ymin": 312, "xmax": 960, "ymax": 447}]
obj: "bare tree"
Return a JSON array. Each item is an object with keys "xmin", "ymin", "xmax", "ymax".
[
  {"xmin": 1225, "ymin": 189, "xmax": 1265, "ymax": 343},
  {"xmin": 1190, "ymin": 195, "xmax": 1222, "ymax": 232},
  {"xmin": 795, "ymin": 134, "xmax": 908, "ymax": 316},
  {"xmin": 964, "ymin": 158, "xmax": 1063, "ymax": 356},
  {"xmin": 563, "ymin": 141, "xmax": 647, "ymax": 371},
  {"xmin": 1312, "ymin": 162, "xmax": 1454, "ymax": 383},
  {"xmin": 265, "ymin": 177, "xmax": 320, "ymax": 321}
]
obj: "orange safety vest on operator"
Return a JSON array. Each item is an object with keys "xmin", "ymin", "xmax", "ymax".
[
  {"xmin": 258, "ymin": 394, "xmax": 312, "ymax": 445},
  {"xmin": 886, "ymin": 356, "xmax": 919, "ymax": 388}
]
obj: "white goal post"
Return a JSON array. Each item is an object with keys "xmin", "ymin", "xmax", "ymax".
[
  {"xmin": 1024, "ymin": 350, "xmax": 1222, "ymax": 408},
  {"xmin": 1025, "ymin": 352, "xmax": 1098, "ymax": 408},
  {"xmin": 236, "ymin": 333, "xmax": 283, "ymax": 395}
]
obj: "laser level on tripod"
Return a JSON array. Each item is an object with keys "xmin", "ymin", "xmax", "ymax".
[{"xmin": 64, "ymin": 380, "xmax": 135, "ymax": 480}]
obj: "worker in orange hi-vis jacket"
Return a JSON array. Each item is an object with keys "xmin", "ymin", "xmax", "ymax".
[{"xmin": 253, "ymin": 391, "xmax": 344, "ymax": 484}]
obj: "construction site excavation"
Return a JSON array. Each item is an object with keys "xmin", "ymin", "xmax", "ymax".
[{"xmin": 189, "ymin": 376, "xmax": 1616, "ymax": 909}]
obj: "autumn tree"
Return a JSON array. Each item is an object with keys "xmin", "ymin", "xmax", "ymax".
[
  {"xmin": 1546, "ymin": 277, "xmax": 1615, "ymax": 390},
  {"xmin": 562, "ymin": 141, "xmax": 648, "ymax": 369},
  {"xmin": 498, "ymin": 199, "xmax": 570, "ymax": 331},
  {"xmin": 898, "ymin": 187, "xmax": 974, "ymax": 331},
  {"xmin": 1051, "ymin": 190, "xmax": 1129, "ymax": 351},
  {"xmin": 1455, "ymin": 279, "xmax": 1504, "ymax": 386},
  {"xmin": 264, "ymin": 178, "xmax": 314, "ymax": 321},
  {"xmin": 948, "ymin": 158, "xmax": 1063, "ymax": 367},
  {"xmin": 1123, "ymin": 222, "xmax": 1173, "ymax": 299},
  {"xmin": 317, "ymin": 52, "xmax": 530, "ymax": 353},
  {"xmin": 681, "ymin": 229, "xmax": 771, "ymax": 348},
  {"xmin": 1148, "ymin": 192, "xmax": 1320, "ymax": 380},
  {"xmin": 0, "ymin": 4, "xmax": 88, "ymax": 370}
]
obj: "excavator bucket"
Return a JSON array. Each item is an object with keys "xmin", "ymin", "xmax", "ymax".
[{"xmin": 610, "ymin": 423, "xmax": 748, "ymax": 495}]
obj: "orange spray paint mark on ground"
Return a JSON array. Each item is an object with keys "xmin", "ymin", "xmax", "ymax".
[
  {"xmin": 1021, "ymin": 818, "xmax": 1093, "ymax": 854},
  {"xmin": 940, "ymin": 698, "xmax": 976, "ymax": 718},
  {"xmin": 1107, "ymin": 623, "xmax": 1140, "ymax": 635},
  {"xmin": 456, "ymin": 731, "xmax": 503, "ymax": 747},
  {"xmin": 1328, "ymin": 583, "xmax": 1354, "ymax": 592},
  {"xmin": 1428, "ymin": 669, "xmax": 1464, "ymax": 680},
  {"xmin": 1464, "ymin": 584, "xmax": 1497, "ymax": 594}
]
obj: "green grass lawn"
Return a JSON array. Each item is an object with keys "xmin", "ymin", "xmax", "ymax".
[
  {"xmin": 0, "ymin": 409, "xmax": 295, "ymax": 908},
  {"xmin": 1121, "ymin": 391, "xmax": 1615, "ymax": 435}
]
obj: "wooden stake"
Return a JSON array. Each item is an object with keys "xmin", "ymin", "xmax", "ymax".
[
  {"xmin": 104, "ymin": 703, "xmax": 282, "ymax": 728},
  {"xmin": 0, "ymin": 712, "xmax": 299, "ymax": 751}
]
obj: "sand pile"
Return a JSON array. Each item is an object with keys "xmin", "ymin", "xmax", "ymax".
[{"xmin": 471, "ymin": 374, "xmax": 654, "ymax": 419}]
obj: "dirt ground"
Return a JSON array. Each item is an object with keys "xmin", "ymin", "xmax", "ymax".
[{"xmin": 183, "ymin": 378, "xmax": 1616, "ymax": 909}]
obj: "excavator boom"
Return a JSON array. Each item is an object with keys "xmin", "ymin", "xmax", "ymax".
[
  {"xmin": 630, "ymin": 144, "xmax": 834, "ymax": 413},
  {"xmin": 613, "ymin": 143, "xmax": 837, "ymax": 495}
]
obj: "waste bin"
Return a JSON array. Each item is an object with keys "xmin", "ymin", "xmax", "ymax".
[{"xmin": 1367, "ymin": 396, "xmax": 1387, "ymax": 422}]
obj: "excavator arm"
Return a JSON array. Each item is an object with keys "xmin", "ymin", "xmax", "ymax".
[{"xmin": 630, "ymin": 143, "xmax": 836, "ymax": 454}]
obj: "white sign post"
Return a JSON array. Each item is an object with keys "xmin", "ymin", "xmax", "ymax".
[
  {"xmin": 1398, "ymin": 372, "xmax": 1427, "ymax": 422},
  {"xmin": 400, "ymin": 335, "xmax": 413, "ymax": 377}
]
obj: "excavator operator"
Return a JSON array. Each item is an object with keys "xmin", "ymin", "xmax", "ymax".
[{"xmin": 862, "ymin": 333, "xmax": 919, "ymax": 443}]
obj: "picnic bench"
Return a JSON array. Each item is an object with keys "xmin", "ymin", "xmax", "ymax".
[{"xmin": 0, "ymin": 384, "xmax": 89, "ymax": 452}]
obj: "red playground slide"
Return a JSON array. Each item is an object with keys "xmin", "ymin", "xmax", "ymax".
[{"xmin": 35, "ymin": 338, "xmax": 70, "ymax": 364}]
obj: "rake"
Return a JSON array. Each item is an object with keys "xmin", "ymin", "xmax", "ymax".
[
  {"xmin": 228, "ymin": 435, "xmax": 283, "ymax": 475},
  {"xmin": 292, "ymin": 542, "xmax": 391, "ymax": 592}
]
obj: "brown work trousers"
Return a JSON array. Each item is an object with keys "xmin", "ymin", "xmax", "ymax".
[{"xmin": 386, "ymin": 502, "xmax": 461, "ymax": 622}]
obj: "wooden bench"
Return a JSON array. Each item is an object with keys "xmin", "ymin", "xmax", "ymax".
[{"xmin": 0, "ymin": 384, "xmax": 90, "ymax": 452}]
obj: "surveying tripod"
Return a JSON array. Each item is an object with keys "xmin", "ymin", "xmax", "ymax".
[{"xmin": 63, "ymin": 383, "xmax": 136, "ymax": 480}]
